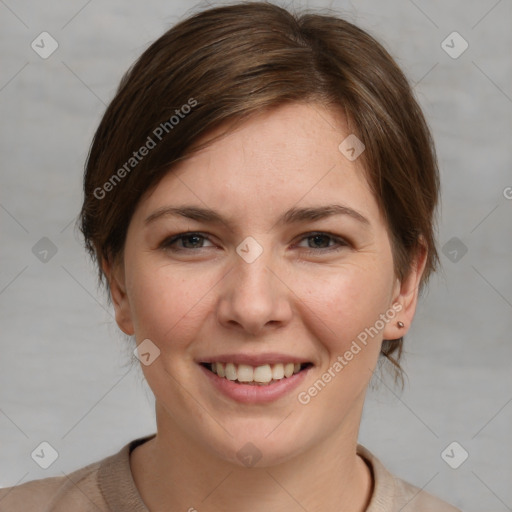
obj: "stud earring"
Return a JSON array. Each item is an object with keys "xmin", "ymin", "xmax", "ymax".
[{"xmin": 397, "ymin": 321, "xmax": 405, "ymax": 328}]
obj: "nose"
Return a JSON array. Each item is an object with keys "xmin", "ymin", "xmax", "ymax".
[{"xmin": 216, "ymin": 250, "xmax": 293, "ymax": 336}]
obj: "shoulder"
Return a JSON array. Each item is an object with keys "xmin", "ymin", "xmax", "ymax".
[
  {"xmin": 0, "ymin": 434, "xmax": 154, "ymax": 512},
  {"xmin": 391, "ymin": 476, "xmax": 462, "ymax": 512},
  {"xmin": 0, "ymin": 459, "xmax": 105, "ymax": 512},
  {"xmin": 357, "ymin": 444, "xmax": 463, "ymax": 512}
]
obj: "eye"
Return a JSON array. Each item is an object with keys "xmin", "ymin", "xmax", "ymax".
[
  {"xmin": 158, "ymin": 231, "xmax": 350, "ymax": 254},
  {"xmin": 295, "ymin": 232, "xmax": 349, "ymax": 254},
  {"xmin": 159, "ymin": 232, "xmax": 214, "ymax": 251}
]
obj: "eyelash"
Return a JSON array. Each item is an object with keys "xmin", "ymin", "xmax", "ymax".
[{"xmin": 159, "ymin": 231, "xmax": 350, "ymax": 255}]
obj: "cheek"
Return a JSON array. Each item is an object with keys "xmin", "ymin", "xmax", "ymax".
[
  {"xmin": 294, "ymin": 266, "xmax": 392, "ymax": 413},
  {"xmin": 303, "ymin": 261, "xmax": 393, "ymax": 351},
  {"xmin": 126, "ymin": 263, "xmax": 215, "ymax": 348},
  {"xmin": 124, "ymin": 235, "xmax": 395, "ymax": 361}
]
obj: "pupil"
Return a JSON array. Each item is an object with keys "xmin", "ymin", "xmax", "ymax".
[
  {"xmin": 312, "ymin": 235, "xmax": 327, "ymax": 248},
  {"xmin": 185, "ymin": 235, "xmax": 201, "ymax": 248}
]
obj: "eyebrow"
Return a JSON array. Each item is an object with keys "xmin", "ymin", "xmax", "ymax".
[{"xmin": 144, "ymin": 204, "xmax": 370, "ymax": 229}]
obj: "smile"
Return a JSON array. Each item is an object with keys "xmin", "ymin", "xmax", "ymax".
[
  {"xmin": 199, "ymin": 359, "xmax": 313, "ymax": 404},
  {"xmin": 201, "ymin": 362, "xmax": 312, "ymax": 385}
]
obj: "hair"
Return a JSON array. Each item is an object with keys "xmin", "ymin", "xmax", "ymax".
[{"xmin": 78, "ymin": 1, "xmax": 440, "ymax": 385}]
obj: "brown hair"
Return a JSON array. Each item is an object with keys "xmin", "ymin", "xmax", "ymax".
[{"xmin": 78, "ymin": 1, "xmax": 440, "ymax": 384}]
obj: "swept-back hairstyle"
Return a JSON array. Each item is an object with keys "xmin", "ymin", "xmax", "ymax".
[{"xmin": 79, "ymin": 2, "xmax": 440, "ymax": 383}]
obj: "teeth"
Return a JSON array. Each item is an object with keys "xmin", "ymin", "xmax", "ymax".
[
  {"xmin": 207, "ymin": 362, "xmax": 306, "ymax": 384},
  {"xmin": 284, "ymin": 363, "xmax": 294, "ymax": 378},
  {"xmin": 225, "ymin": 362, "xmax": 237, "ymax": 381},
  {"xmin": 216, "ymin": 362, "xmax": 225, "ymax": 378},
  {"xmin": 237, "ymin": 364, "xmax": 254, "ymax": 382},
  {"xmin": 253, "ymin": 364, "xmax": 272, "ymax": 383},
  {"xmin": 272, "ymin": 363, "xmax": 284, "ymax": 380}
]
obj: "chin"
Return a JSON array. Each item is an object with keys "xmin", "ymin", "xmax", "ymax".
[{"xmin": 199, "ymin": 417, "xmax": 316, "ymax": 469}]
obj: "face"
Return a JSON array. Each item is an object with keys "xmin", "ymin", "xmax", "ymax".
[{"xmin": 107, "ymin": 102, "xmax": 425, "ymax": 467}]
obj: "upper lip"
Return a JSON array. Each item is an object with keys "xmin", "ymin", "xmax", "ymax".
[{"xmin": 197, "ymin": 353, "xmax": 313, "ymax": 366}]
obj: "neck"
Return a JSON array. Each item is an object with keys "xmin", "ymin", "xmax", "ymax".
[{"xmin": 130, "ymin": 400, "xmax": 373, "ymax": 512}]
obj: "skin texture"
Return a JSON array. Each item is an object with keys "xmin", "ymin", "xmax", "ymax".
[{"xmin": 104, "ymin": 102, "xmax": 427, "ymax": 512}]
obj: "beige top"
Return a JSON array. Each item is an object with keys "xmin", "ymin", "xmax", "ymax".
[{"xmin": 0, "ymin": 434, "xmax": 461, "ymax": 511}]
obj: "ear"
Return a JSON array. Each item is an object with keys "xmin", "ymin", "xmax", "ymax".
[
  {"xmin": 102, "ymin": 256, "xmax": 135, "ymax": 336},
  {"xmin": 383, "ymin": 241, "xmax": 428, "ymax": 340}
]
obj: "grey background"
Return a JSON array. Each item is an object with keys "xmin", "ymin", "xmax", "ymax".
[{"xmin": 1, "ymin": 0, "xmax": 511, "ymax": 510}]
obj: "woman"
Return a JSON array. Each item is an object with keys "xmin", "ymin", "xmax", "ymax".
[{"xmin": 0, "ymin": 3, "xmax": 462, "ymax": 510}]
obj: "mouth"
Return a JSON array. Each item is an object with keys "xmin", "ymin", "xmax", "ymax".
[{"xmin": 200, "ymin": 361, "xmax": 313, "ymax": 386}]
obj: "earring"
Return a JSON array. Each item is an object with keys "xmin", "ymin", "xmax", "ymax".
[{"xmin": 397, "ymin": 321, "xmax": 405, "ymax": 328}]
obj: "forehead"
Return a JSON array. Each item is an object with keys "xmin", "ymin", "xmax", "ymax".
[
  {"xmin": 185, "ymin": 102, "xmax": 354, "ymax": 173},
  {"xmin": 136, "ymin": 102, "xmax": 382, "ymax": 228}
]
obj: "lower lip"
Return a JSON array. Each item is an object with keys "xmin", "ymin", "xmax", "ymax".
[{"xmin": 199, "ymin": 364, "xmax": 311, "ymax": 404}]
